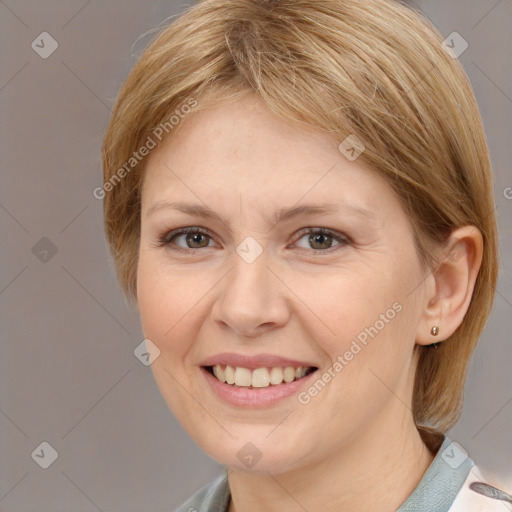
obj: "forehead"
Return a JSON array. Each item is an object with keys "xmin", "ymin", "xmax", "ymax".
[{"xmin": 141, "ymin": 95, "xmax": 393, "ymax": 217}]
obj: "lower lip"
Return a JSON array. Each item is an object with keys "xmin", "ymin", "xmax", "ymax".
[{"xmin": 200, "ymin": 367, "xmax": 318, "ymax": 408}]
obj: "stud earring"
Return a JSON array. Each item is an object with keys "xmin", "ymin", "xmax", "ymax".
[{"xmin": 430, "ymin": 325, "xmax": 439, "ymax": 336}]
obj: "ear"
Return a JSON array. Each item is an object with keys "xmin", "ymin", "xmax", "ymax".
[{"xmin": 416, "ymin": 226, "xmax": 483, "ymax": 346}]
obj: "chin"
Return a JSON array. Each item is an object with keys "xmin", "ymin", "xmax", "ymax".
[{"xmin": 194, "ymin": 430, "xmax": 312, "ymax": 475}]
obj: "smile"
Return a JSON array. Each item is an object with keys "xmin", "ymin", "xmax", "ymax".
[{"xmin": 205, "ymin": 364, "xmax": 317, "ymax": 388}]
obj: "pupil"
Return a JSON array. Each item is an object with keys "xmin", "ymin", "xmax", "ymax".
[
  {"xmin": 310, "ymin": 233, "xmax": 331, "ymax": 249},
  {"xmin": 188, "ymin": 233, "xmax": 208, "ymax": 248}
]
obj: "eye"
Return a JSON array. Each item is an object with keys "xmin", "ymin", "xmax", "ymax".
[
  {"xmin": 156, "ymin": 227, "xmax": 215, "ymax": 253},
  {"xmin": 293, "ymin": 228, "xmax": 350, "ymax": 252},
  {"xmin": 154, "ymin": 226, "xmax": 350, "ymax": 254}
]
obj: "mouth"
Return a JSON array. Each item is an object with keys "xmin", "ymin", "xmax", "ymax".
[{"xmin": 203, "ymin": 364, "xmax": 318, "ymax": 388}]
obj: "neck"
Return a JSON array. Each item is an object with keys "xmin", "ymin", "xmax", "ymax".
[{"xmin": 227, "ymin": 409, "xmax": 436, "ymax": 512}]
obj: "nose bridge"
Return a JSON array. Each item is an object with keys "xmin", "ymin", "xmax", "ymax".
[
  {"xmin": 213, "ymin": 242, "xmax": 288, "ymax": 335},
  {"xmin": 225, "ymin": 246, "xmax": 273, "ymax": 312}
]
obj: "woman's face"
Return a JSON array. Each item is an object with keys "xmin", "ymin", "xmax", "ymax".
[{"xmin": 137, "ymin": 93, "xmax": 430, "ymax": 473}]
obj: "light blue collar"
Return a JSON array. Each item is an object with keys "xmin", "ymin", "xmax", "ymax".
[
  {"xmin": 175, "ymin": 435, "xmax": 474, "ymax": 512},
  {"xmin": 397, "ymin": 435, "xmax": 474, "ymax": 511}
]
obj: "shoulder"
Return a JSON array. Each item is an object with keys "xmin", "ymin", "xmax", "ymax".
[
  {"xmin": 449, "ymin": 464, "xmax": 512, "ymax": 512},
  {"xmin": 174, "ymin": 471, "xmax": 230, "ymax": 512}
]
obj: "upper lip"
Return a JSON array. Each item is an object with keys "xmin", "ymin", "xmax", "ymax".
[{"xmin": 200, "ymin": 352, "xmax": 318, "ymax": 370}]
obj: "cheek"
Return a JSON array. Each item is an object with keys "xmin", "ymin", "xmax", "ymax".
[
  {"xmin": 136, "ymin": 254, "xmax": 196, "ymax": 359},
  {"xmin": 136, "ymin": 255, "xmax": 205, "ymax": 421},
  {"xmin": 298, "ymin": 261, "xmax": 420, "ymax": 387},
  {"xmin": 294, "ymin": 269, "xmax": 403, "ymax": 345}
]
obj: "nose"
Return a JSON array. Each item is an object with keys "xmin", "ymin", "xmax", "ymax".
[{"xmin": 211, "ymin": 250, "xmax": 290, "ymax": 338}]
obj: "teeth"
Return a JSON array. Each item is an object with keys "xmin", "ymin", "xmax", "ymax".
[
  {"xmin": 252, "ymin": 368, "xmax": 270, "ymax": 388},
  {"xmin": 212, "ymin": 364, "xmax": 226, "ymax": 383},
  {"xmin": 225, "ymin": 365, "xmax": 235, "ymax": 385},
  {"xmin": 234, "ymin": 367, "xmax": 252, "ymax": 387},
  {"xmin": 211, "ymin": 364, "xmax": 311, "ymax": 387},
  {"xmin": 269, "ymin": 367, "xmax": 284, "ymax": 385},
  {"xmin": 283, "ymin": 367, "xmax": 295, "ymax": 383}
]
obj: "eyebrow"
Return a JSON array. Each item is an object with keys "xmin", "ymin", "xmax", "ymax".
[{"xmin": 146, "ymin": 201, "xmax": 374, "ymax": 230}]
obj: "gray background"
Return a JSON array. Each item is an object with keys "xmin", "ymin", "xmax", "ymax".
[{"xmin": 0, "ymin": 1, "xmax": 510, "ymax": 510}]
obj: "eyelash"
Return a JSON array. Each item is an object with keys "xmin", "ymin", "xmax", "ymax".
[{"xmin": 154, "ymin": 226, "xmax": 351, "ymax": 254}]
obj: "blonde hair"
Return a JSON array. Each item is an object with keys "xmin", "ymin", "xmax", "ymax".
[{"xmin": 101, "ymin": 0, "xmax": 498, "ymax": 447}]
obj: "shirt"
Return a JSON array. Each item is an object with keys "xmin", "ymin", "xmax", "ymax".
[{"xmin": 174, "ymin": 435, "xmax": 511, "ymax": 511}]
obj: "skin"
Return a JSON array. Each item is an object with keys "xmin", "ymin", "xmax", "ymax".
[{"xmin": 136, "ymin": 93, "xmax": 483, "ymax": 512}]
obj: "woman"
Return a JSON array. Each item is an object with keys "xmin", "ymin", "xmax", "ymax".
[{"xmin": 101, "ymin": 0, "xmax": 509, "ymax": 510}]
